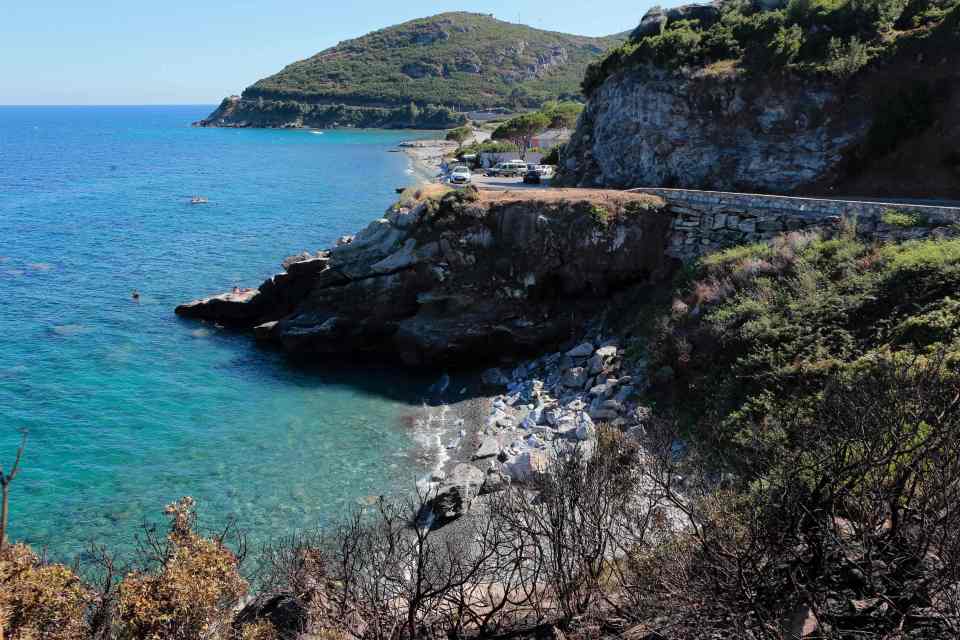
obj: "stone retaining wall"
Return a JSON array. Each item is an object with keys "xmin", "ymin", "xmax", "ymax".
[{"xmin": 629, "ymin": 187, "xmax": 960, "ymax": 261}]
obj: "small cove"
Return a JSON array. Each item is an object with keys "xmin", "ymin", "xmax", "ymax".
[{"xmin": 0, "ymin": 106, "xmax": 443, "ymax": 560}]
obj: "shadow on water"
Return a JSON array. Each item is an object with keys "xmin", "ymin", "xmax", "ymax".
[
  {"xmin": 279, "ymin": 352, "xmax": 490, "ymax": 408},
  {"xmin": 190, "ymin": 319, "xmax": 491, "ymax": 407}
]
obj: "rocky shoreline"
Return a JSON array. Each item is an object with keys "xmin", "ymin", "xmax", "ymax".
[{"xmin": 420, "ymin": 334, "xmax": 648, "ymax": 525}]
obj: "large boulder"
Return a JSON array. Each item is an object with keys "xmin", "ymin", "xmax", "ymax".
[
  {"xmin": 233, "ymin": 593, "xmax": 309, "ymax": 638},
  {"xmin": 422, "ymin": 463, "xmax": 486, "ymax": 527},
  {"xmin": 562, "ymin": 367, "xmax": 589, "ymax": 389},
  {"xmin": 505, "ymin": 449, "xmax": 552, "ymax": 483}
]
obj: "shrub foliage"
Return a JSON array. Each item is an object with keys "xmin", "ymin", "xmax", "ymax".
[{"xmin": 583, "ymin": 0, "xmax": 960, "ymax": 93}]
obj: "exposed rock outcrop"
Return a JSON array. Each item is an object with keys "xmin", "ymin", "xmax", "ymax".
[
  {"xmin": 560, "ymin": 7, "xmax": 960, "ymax": 197},
  {"xmin": 176, "ymin": 189, "xmax": 672, "ymax": 367},
  {"xmin": 631, "ymin": 4, "xmax": 721, "ymax": 40},
  {"xmin": 559, "ymin": 66, "xmax": 869, "ymax": 193}
]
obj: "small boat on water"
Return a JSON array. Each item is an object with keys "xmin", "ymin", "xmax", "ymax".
[{"xmin": 190, "ymin": 195, "xmax": 208, "ymax": 204}]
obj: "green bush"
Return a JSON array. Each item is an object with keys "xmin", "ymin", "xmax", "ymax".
[
  {"xmin": 643, "ymin": 20, "xmax": 705, "ymax": 67},
  {"xmin": 589, "ymin": 204, "xmax": 611, "ymax": 226},
  {"xmin": 540, "ymin": 100, "xmax": 584, "ymax": 129},
  {"xmin": 648, "ymin": 234, "xmax": 960, "ymax": 464},
  {"xmin": 769, "ymin": 24, "xmax": 805, "ymax": 65},
  {"xmin": 541, "ymin": 144, "xmax": 563, "ymax": 165},
  {"xmin": 825, "ymin": 35, "xmax": 872, "ymax": 79},
  {"xmin": 583, "ymin": 0, "xmax": 953, "ymax": 89},
  {"xmin": 881, "ymin": 208, "xmax": 927, "ymax": 227},
  {"xmin": 459, "ymin": 139, "xmax": 518, "ymax": 157},
  {"xmin": 445, "ymin": 125, "xmax": 472, "ymax": 147}
]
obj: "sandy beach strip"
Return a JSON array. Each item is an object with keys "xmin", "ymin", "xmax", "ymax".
[
  {"xmin": 398, "ymin": 139, "xmax": 457, "ymax": 184},
  {"xmin": 397, "ymin": 129, "xmax": 492, "ymax": 185}
]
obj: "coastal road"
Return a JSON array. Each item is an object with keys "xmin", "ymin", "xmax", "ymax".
[
  {"xmin": 471, "ymin": 174, "xmax": 550, "ymax": 190},
  {"xmin": 468, "ymin": 176, "xmax": 960, "ymax": 206}
]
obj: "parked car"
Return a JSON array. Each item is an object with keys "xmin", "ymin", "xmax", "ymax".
[
  {"xmin": 537, "ymin": 164, "xmax": 556, "ymax": 179},
  {"xmin": 523, "ymin": 164, "xmax": 555, "ymax": 184},
  {"xmin": 448, "ymin": 165, "xmax": 472, "ymax": 185},
  {"xmin": 486, "ymin": 161, "xmax": 528, "ymax": 177},
  {"xmin": 526, "ymin": 164, "xmax": 555, "ymax": 177}
]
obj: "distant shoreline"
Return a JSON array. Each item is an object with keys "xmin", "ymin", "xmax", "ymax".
[
  {"xmin": 397, "ymin": 129, "xmax": 494, "ymax": 186},
  {"xmin": 397, "ymin": 139, "xmax": 456, "ymax": 185}
]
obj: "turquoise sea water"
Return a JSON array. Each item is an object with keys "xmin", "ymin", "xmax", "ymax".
[{"xmin": 0, "ymin": 106, "xmax": 439, "ymax": 560}]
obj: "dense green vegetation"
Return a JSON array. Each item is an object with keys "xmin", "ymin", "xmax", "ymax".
[
  {"xmin": 581, "ymin": 230, "xmax": 960, "ymax": 636},
  {"xmin": 245, "ymin": 12, "xmax": 626, "ymax": 110},
  {"xmin": 491, "ymin": 112, "xmax": 551, "ymax": 157},
  {"xmin": 583, "ymin": 0, "xmax": 960, "ymax": 94},
  {"xmin": 539, "ymin": 99, "xmax": 584, "ymax": 129},
  {"xmin": 456, "ymin": 138, "xmax": 519, "ymax": 158},
  {"xmin": 488, "ymin": 101, "xmax": 583, "ymax": 157},
  {"xmin": 648, "ymin": 231, "xmax": 960, "ymax": 473}
]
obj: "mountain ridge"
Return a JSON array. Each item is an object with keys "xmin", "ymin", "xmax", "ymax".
[{"xmin": 198, "ymin": 12, "xmax": 626, "ymax": 129}]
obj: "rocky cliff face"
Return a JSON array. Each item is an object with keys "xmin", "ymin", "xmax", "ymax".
[
  {"xmin": 176, "ymin": 189, "xmax": 672, "ymax": 366},
  {"xmin": 558, "ymin": 66, "xmax": 869, "ymax": 193},
  {"xmin": 559, "ymin": 0, "xmax": 960, "ymax": 197}
]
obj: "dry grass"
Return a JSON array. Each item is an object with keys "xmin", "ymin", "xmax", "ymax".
[
  {"xmin": 693, "ymin": 58, "xmax": 742, "ymax": 79},
  {"xmin": 479, "ymin": 188, "xmax": 665, "ymax": 209},
  {"xmin": 396, "ymin": 184, "xmax": 452, "ymax": 208}
]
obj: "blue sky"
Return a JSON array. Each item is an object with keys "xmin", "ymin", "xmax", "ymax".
[{"xmin": 1, "ymin": 1, "xmax": 652, "ymax": 105}]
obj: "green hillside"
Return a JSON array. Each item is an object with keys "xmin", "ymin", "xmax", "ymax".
[
  {"xmin": 584, "ymin": 0, "xmax": 960, "ymax": 94},
  {"xmin": 244, "ymin": 12, "xmax": 626, "ymax": 110}
]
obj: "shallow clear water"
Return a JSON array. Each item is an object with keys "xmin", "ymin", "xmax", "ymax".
[{"xmin": 0, "ymin": 106, "xmax": 438, "ymax": 560}]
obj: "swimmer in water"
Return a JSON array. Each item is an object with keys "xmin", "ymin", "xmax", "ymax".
[{"xmin": 132, "ymin": 290, "xmax": 140, "ymax": 301}]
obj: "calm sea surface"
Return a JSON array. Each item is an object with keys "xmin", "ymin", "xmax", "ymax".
[{"xmin": 0, "ymin": 105, "xmax": 439, "ymax": 560}]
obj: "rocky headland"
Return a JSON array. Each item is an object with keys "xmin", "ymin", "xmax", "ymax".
[
  {"xmin": 176, "ymin": 187, "xmax": 677, "ymax": 524},
  {"xmin": 176, "ymin": 187, "xmax": 672, "ymax": 367}
]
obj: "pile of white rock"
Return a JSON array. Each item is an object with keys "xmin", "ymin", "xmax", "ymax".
[{"xmin": 477, "ymin": 339, "xmax": 651, "ymax": 490}]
